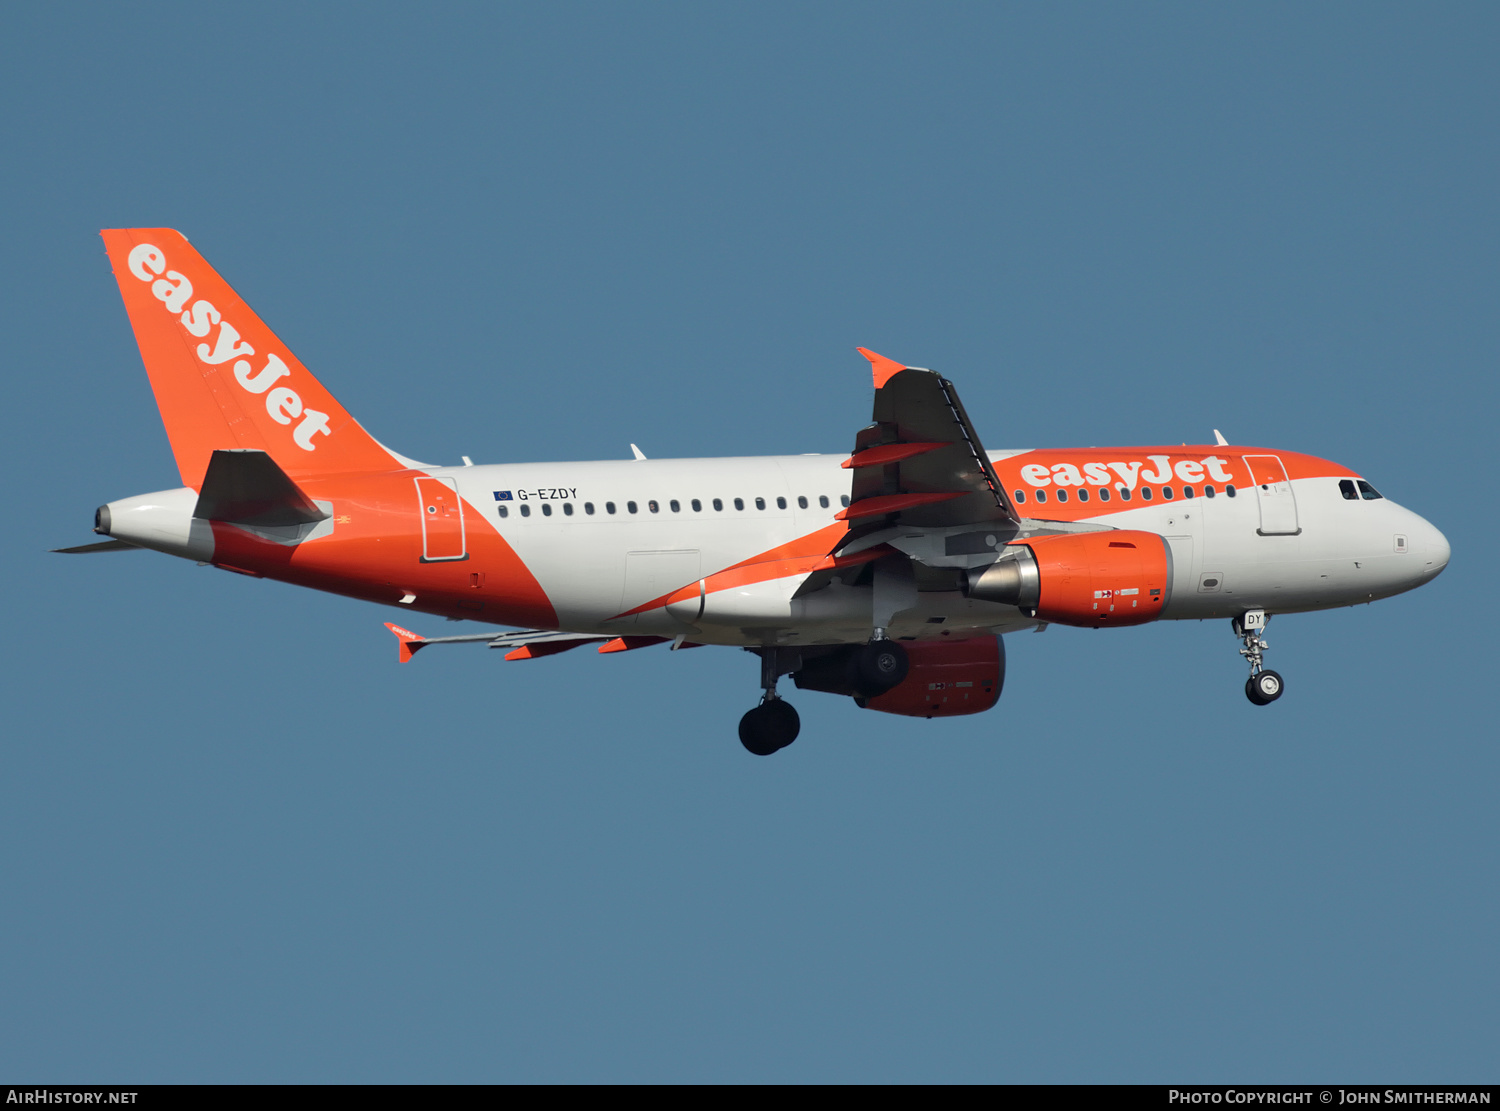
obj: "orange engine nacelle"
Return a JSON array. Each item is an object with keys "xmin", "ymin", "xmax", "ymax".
[
  {"xmin": 965, "ymin": 530, "xmax": 1170, "ymax": 628},
  {"xmin": 862, "ymin": 637, "xmax": 1005, "ymax": 718},
  {"xmin": 791, "ymin": 636, "xmax": 1005, "ymax": 718}
]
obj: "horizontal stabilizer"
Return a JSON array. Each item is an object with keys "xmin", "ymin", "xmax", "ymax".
[
  {"xmin": 194, "ymin": 449, "xmax": 329, "ymax": 527},
  {"xmin": 52, "ymin": 539, "xmax": 140, "ymax": 554}
]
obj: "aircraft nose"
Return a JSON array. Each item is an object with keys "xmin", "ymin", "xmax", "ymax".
[{"xmin": 1420, "ymin": 519, "xmax": 1450, "ymax": 579}]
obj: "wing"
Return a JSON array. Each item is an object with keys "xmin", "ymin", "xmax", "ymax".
[
  {"xmin": 384, "ymin": 622, "xmax": 608, "ymax": 662},
  {"xmin": 838, "ymin": 349, "xmax": 1018, "ymax": 530}
]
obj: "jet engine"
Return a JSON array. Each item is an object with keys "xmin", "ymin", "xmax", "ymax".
[
  {"xmin": 792, "ymin": 636, "xmax": 1004, "ymax": 718},
  {"xmin": 964, "ymin": 530, "xmax": 1171, "ymax": 627}
]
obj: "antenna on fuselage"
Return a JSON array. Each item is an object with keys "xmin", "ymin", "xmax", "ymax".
[
  {"xmin": 1213, "ymin": 430, "xmax": 1229, "ymax": 446},
  {"xmin": 630, "ymin": 444, "xmax": 648, "ymax": 461}
]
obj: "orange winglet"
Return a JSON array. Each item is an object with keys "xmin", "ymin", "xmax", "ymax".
[
  {"xmin": 841, "ymin": 441, "xmax": 951, "ymax": 469},
  {"xmin": 857, "ymin": 347, "xmax": 906, "ymax": 389},
  {"xmin": 384, "ymin": 622, "xmax": 425, "ymax": 663},
  {"xmin": 598, "ymin": 635, "xmax": 671, "ymax": 654},
  {"xmin": 834, "ymin": 491, "xmax": 965, "ymax": 521}
]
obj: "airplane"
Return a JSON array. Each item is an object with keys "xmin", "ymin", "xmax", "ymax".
[{"xmin": 61, "ymin": 228, "xmax": 1452, "ymax": 755}]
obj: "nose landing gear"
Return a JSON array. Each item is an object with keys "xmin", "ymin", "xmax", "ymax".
[{"xmin": 1234, "ymin": 610, "xmax": 1284, "ymax": 705}]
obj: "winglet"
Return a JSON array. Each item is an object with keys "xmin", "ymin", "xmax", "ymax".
[
  {"xmin": 857, "ymin": 347, "xmax": 906, "ymax": 389},
  {"xmin": 384, "ymin": 622, "xmax": 426, "ymax": 663}
]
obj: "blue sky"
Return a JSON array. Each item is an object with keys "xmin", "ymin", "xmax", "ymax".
[{"xmin": 1, "ymin": 2, "xmax": 1495, "ymax": 1082}]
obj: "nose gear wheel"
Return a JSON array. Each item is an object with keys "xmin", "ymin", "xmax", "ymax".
[{"xmin": 1234, "ymin": 612, "xmax": 1284, "ymax": 705}]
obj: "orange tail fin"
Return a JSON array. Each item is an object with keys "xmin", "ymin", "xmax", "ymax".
[{"xmin": 101, "ymin": 229, "xmax": 406, "ymax": 488}]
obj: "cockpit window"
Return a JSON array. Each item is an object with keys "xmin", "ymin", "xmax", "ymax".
[
  {"xmin": 1357, "ymin": 479, "xmax": 1383, "ymax": 501},
  {"xmin": 1339, "ymin": 479, "xmax": 1358, "ymax": 501}
]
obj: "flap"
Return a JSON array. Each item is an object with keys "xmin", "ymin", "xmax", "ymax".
[{"xmin": 194, "ymin": 449, "xmax": 329, "ymax": 527}]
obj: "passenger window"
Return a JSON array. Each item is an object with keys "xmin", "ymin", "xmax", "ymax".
[
  {"xmin": 1162, "ymin": 487, "xmax": 1173, "ymax": 500},
  {"xmin": 776, "ymin": 496, "xmax": 787, "ymax": 509},
  {"xmin": 542, "ymin": 503, "xmax": 552, "ymax": 516},
  {"xmin": 1204, "ymin": 485, "xmax": 1216, "ymax": 498},
  {"xmin": 648, "ymin": 500, "xmax": 659, "ymax": 513},
  {"xmin": 627, "ymin": 501, "xmax": 638, "ymax": 514},
  {"xmin": 606, "ymin": 501, "xmax": 616, "ymax": 514},
  {"xmin": 669, "ymin": 500, "xmax": 680, "ymax": 512},
  {"xmin": 1013, "ymin": 489, "xmax": 1026, "ymax": 504},
  {"xmin": 1098, "ymin": 488, "xmax": 1110, "ymax": 502},
  {"xmin": 1077, "ymin": 488, "xmax": 1089, "ymax": 502},
  {"xmin": 498, "ymin": 505, "xmax": 509, "ymax": 518},
  {"xmin": 713, "ymin": 498, "xmax": 723, "ymax": 511},
  {"xmin": 840, "ymin": 494, "xmax": 850, "ymax": 507},
  {"xmin": 563, "ymin": 502, "xmax": 574, "ymax": 516},
  {"xmin": 585, "ymin": 502, "xmax": 595, "ymax": 515},
  {"xmin": 691, "ymin": 499, "xmax": 702, "ymax": 512},
  {"xmin": 755, "ymin": 497, "xmax": 766, "ymax": 510},
  {"xmin": 734, "ymin": 497, "xmax": 744, "ymax": 510},
  {"xmin": 1183, "ymin": 487, "xmax": 1194, "ymax": 499},
  {"xmin": 520, "ymin": 504, "xmax": 531, "ymax": 517},
  {"xmin": 1035, "ymin": 489, "xmax": 1047, "ymax": 503},
  {"xmin": 797, "ymin": 496, "xmax": 807, "ymax": 509},
  {"xmin": 1056, "ymin": 489, "xmax": 1068, "ymax": 503},
  {"xmin": 1357, "ymin": 480, "xmax": 1383, "ymax": 500},
  {"xmin": 1226, "ymin": 485, "xmax": 1236, "ymax": 497},
  {"xmin": 1119, "ymin": 487, "xmax": 1131, "ymax": 501},
  {"xmin": 818, "ymin": 495, "xmax": 829, "ymax": 508},
  {"xmin": 1140, "ymin": 488, "xmax": 1152, "ymax": 501}
]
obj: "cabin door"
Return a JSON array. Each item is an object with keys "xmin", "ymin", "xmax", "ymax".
[{"xmin": 1242, "ymin": 455, "xmax": 1300, "ymax": 536}]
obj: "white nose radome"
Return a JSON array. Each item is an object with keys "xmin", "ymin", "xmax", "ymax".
[{"xmin": 1421, "ymin": 520, "xmax": 1451, "ymax": 579}]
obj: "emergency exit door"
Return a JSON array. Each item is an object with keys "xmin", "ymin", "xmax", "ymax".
[
  {"xmin": 416, "ymin": 476, "xmax": 468, "ymax": 562},
  {"xmin": 1242, "ymin": 455, "xmax": 1301, "ymax": 536}
]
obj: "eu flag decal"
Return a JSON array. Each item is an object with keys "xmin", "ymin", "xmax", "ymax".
[{"xmin": 494, "ymin": 491, "xmax": 514, "ymax": 501}]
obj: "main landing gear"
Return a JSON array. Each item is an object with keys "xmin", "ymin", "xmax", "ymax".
[
  {"xmin": 739, "ymin": 697, "xmax": 800, "ymax": 756},
  {"xmin": 738, "ymin": 639, "xmax": 911, "ymax": 755},
  {"xmin": 1234, "ymin": 610, "xmax": 1284, "ymax": 706},
  {"xmin": 739, "ymin": 647, "xmax": 801, "ymax": 756}
]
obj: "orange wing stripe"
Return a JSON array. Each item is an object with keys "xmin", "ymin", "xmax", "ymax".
[{"xmin": 610, "ymin": 539, "xmax": 893, "ymax": 621}]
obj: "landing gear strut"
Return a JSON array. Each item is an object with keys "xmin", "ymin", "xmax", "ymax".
[
  {"xmin": 739, "ymin": 648, "xmax": 801, "ymax": 756},
  {"xmin": 855, "ymin": 633, "xmax": 909, "ymax": 696},
  {"xmin": 1234, "ymin": 610, "xmax": 1284, "ymax": 705}
]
